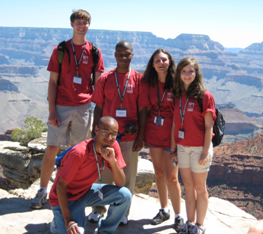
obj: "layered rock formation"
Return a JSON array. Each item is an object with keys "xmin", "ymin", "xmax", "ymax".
[
  {"xmin": 0, "ymin": 26, "xmax": 263, "ymax": 139},
  {"xmin": 208, "ymin": 133, "xmax": 263, "ymax": 219}
]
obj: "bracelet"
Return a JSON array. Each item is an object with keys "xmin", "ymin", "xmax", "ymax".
[{"xmin": 66, "ymin": 222, "xmax": 78, "ymax": 231}]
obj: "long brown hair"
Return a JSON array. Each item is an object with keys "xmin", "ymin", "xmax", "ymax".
[
  {"xmin": 173, "ymin": 57, "xmax": 205, "ymax": 99},
  {"xmin": 143, "ymin": 49, "xmax": 176, "ymax": 90}
]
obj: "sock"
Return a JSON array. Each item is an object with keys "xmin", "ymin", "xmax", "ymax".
[
  {"xmin": 40, "ymin": 187, "xmax": 47, "ymax": 194},
  {"xmin": 175, "ymin": 214, "xmax": 182, "ymax": 219},
  {"xmin": 161, "ymin": 208, "xmax": 170, "ymax": 214}
]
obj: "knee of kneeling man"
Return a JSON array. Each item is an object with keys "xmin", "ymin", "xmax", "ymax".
[{"xmin": 120, "ymin": 187, "xmax": 132, "ymax": 201}]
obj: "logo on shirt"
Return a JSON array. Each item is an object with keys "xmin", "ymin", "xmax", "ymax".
[
  {"xmin": 187, "ymin": 102, "xmax": 195, "ymax": 112},
  {"xmin": 127, "ymin": 84, "xmax": 133, "ymax": 93},
  {"xmin": 167, "ymin": 92, "xmax": 173, "ymax": 101},
  {"xmin": 83, "ymin": 56, "xmax": 89, "ymax": 64}
]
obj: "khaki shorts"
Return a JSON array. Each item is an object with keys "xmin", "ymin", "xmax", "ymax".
[
  {"xmin": 46, "ymin": 102, "xmax": 92, "ymax": 146},
  {"xmin": 177, "ymin": 143, "xmax": 213, "ymax": 173}
]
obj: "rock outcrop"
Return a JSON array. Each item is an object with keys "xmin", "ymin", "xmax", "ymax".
[
  {"xmin": 0, "ymin": 137, "xmax": 155, "ymax": 193},
  {"xmin": 0, "ymin": 186, "xmax": 257, "ymax": 234}
]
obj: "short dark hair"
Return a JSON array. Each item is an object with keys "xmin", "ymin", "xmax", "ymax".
[
  {"xmin": 70, "ymin": 9, "xmax": 91, "ymax": 24},
  {"xmin": 143, "ymin": 48, "xmax": 176, "ymax": 91},
  {"xmin": 115, "ymin": 40, "xmax": 133, "ymax": 51},
  {"xmin": 173, "ymin": 57, "xmax": 205, "ymax": 99},
  {"xmin": 97, "ymin": 116, "xmax": 118, "ymax": 128}
]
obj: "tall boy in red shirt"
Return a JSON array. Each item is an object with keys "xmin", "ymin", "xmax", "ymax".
[{"xmin": 30, "ymin": 9, "xmax": 104, "ymax": 209}]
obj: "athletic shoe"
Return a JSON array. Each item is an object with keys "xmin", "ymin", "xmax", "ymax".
[
  {"xmin": 194, "ymin": 223, "xmax": 206, "ymax": 234},
  {"xmin": 178, "ymin": 221, "xmax": 195, "ymax": 234},
  {"xmin": 88, "ymin": 212, "xmax": 104, "ymax": 223},
  {"xmin": 30, "ymin": 188, "xmax": 47, "ymax": 209},
  {"xmin": 151, "ymin": 209, "xmax": 170, "ymax": 225},
  {"xmin": 174, "ymin": 216, "xmax": 184, "ymax": 232},
  {"xmin": 119, "ymin": 215, "xmax": 128, "ymax": 226},
  {"xmin": 93, "ymin": 228, "xmax": 98, "ymax": 234},
  {"xmin": 50, "ymin": 219, "xmax": 59, "ymax": 234}
]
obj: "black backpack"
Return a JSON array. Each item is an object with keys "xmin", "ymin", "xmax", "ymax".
[
  {"xmin": 197, "ymin": 98, "xmax": 225, "ymax": 147},
  {"xmin": 57, "ymin": 41, "xmax": 99, "ymax": 85}
]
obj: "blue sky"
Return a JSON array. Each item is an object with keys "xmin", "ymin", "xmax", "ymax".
[{"xmin": 1, "ymin": 0, "xmax": 262, "ymax": 48}]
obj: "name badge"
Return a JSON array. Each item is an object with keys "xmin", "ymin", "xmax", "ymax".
[
  {"xmin": 73, "ymin": 75, "xmax": 82, "ymax": 84},
  {"xmin": 98, "ymin": 189, "xmax": 103, "ymax": 200},
  {"xmin": 178, "ymin": 129, "xmax": 185, "ymax": 139},
  {"xmin": 116, "ymin": 108, "xmax": 127, "ymax": 117},
  {"xmin": 154, "ymin": 116, "xmax": 164, "ymax": 126}
]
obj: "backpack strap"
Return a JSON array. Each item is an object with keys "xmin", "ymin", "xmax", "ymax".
[
  {"xmin": 57, "ymin": 41, "xmax": 70, "ymax": 85},
  {"xmin": 91, "ymin": 42, "xmax": 99, "ymax": 85}
]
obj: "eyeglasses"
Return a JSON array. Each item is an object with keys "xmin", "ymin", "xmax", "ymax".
[
  {"xmin": 74, "ymin": 22, "xmax": 89, "ymax": 26},
  {"xmin": 115, "ymin": 53, "xmax": 133, "ymax": 59},
  {"xmin": 99, "ymin": 128, "xmax": 118, "ymax": 138}
]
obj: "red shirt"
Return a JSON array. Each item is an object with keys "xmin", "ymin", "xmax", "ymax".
[
  {"xmin": 91, "ymin": 68, "xmax": 150, "ymax": 142},
  {"xmin": 173, "ymin": 91, "xmax": 216, "ymax": 147},
  {"xmin": 47, "ymin": 40, "xmax": 104, "ymax": 106},
  {"xmin": 144, "ymin": 81, "xmax": 174, "ymax": 148},
  {"xmin": 49, "ymin": 139, "xmax": 126, "ymax": 207}
]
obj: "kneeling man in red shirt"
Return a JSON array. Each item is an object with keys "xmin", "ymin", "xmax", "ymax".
[{"xmin": 49, "ymin": 116, "xmax": 131, "ymax": 234}]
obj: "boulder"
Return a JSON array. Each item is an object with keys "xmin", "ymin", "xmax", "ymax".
[{"xmin": 134, "ymin": 158, "xmax": 155, "ymax": 194}]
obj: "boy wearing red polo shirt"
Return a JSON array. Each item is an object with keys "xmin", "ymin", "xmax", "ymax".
[
  {"xmin": 30, "ymin": 9, "xmax": 104, "ymax": 209},
  {"xmin": 90, "ymin": 40, "xmax": 149, "ymax": 224}
]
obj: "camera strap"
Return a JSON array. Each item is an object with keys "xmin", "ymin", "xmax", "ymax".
[{"xmin": 157, "ymin": 80, "xmax": 166, "ymax": 117}]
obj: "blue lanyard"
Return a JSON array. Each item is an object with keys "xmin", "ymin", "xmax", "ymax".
[
  {"xmin": 71, "ymin": 39, "xmax": 87, "ymax": 76},
  {"xmin": 115, "ymin": 68, "xmax": 131, "ymax": 109},
  {"xmin": 179, "ymin": 97, "xmax": 189, "ymax": 127}
]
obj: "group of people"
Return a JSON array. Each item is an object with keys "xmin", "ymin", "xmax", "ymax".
[{"xmin": 29, "ymin": 9, "xmax": 216, "ymax": 234}]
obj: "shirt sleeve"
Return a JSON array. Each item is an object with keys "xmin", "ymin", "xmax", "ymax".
[
  {"xmin": 91, "ymin": 75, "xmax": 106, "ymax": 105},
  {"xmin": 202, "ymin": 91, "xmax": 217, "ymax": 120},
  {"xmin": 59, "ymin": 149, "xmax": 82, "ymax": 183},
  {"xmin": 138, "ymin": 75, "xmax": 151, "ymax": 108},
  {"xmin": 47, "ymin": 46, "xmax": 59, "ymax": 73},
  {"xmin": 95, "ymin": 49, "xmax": 105, "ymax": 73}
]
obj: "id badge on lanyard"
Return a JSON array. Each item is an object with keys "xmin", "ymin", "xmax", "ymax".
[
  {"xmin": 73, "ymin": 75, "xmax": 82, "ymax": 84},
  {"xmin": 116, "ymin": 108, "xmax": 127, "ymax": 117}
]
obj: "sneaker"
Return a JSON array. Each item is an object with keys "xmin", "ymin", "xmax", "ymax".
[
  {"xmin": 50, "ymin": 219, "xmax": 59, "ymax": 234},
  {"xmin": 195, "ymin": 223, "xmax": 206, "ymax": 234},
  {"xmin": 174, "ymin": 216, "xmax": 184, "ymax": 232},
  {"xmin": 88, "ymin": 212, "xmax": 104, "ymax": 223},
  {"xmin": 30, "ymin": 188, "xmax": 47, "ymax": 209},
  {"xmin": 178, "ymin": 221, "xmax": 195, "ymax": 234},
  {"xmin": 119, "ymin": 215, "xmax": 128, "ymax": 226},
  {"xmin": 151, "ymin": 209, "xmax": 170, "ymax": 225},
  {"xmin": 94, "ymin": 228, "xmax": 98, "ymax": 234}
]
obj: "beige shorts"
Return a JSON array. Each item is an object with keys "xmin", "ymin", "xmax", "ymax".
[
  {"xmin": 177, "ymin": 143, "xmax": 213, "ymax": 173},
  {"xmin": 46, "ymin": 102, "xmax": 92, "ymax": 146}
]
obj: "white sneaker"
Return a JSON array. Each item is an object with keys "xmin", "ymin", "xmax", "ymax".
[
  {"xmin": 50, "ymin": 219, "xmax": 59, "ymax": 234},
  {"xmin": 119, "ymin": 216, "xmax": 128, "ymax": 226},
  {"xmin": 88, "ymin": 212, "xmax": 103, "ymax": 223},
  {"xmin": 94, "ymin": 228, "xmax": 98, "ymax": 234}
]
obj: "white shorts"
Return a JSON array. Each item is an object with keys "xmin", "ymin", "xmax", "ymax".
[
  {"xmin": 177, "ymin": 143, "xmax": 213, "ymax": 173},
  {"xmin": 46, "ymin": 102, "xmax": 92, "ymax": 146}
]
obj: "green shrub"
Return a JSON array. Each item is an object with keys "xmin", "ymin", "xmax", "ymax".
[{"xmin": 11, "ymin": 117, "xmax": 47, "ymax": 146}]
